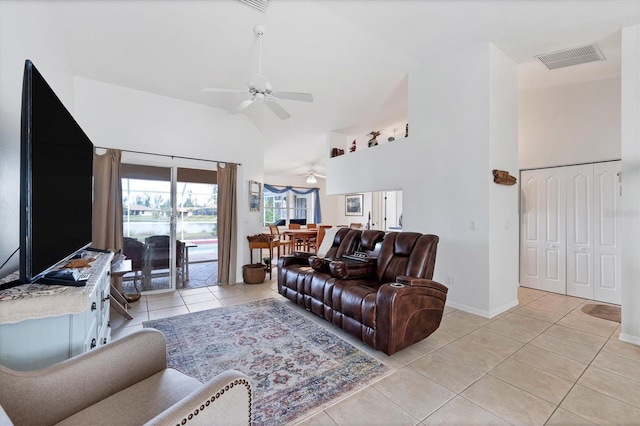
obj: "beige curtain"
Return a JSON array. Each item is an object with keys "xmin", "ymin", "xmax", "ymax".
[
  {"xmin": 92, "ymin": 149, "xmax": 124, "ymax": 288},
  {"xmin": 92, "ymin": 149, "xmax": 123, "ymax": 250},
  {"xmin": 217, "ymin": 163, "xmax": 238, "ymax": 285}
]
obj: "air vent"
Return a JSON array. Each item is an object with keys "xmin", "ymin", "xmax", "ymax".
[
  {"xmin": 536, "ymin": 43, "xmax": 605, "ymax": 70},
  {"xmin": 237, "ymin": 0, "xmax": 270, "ymax": 13}
]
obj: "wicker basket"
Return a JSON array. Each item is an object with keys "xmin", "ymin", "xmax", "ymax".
[{"xmin": 242, "ymin": 263, "xmax": 266, "ymax": 284}]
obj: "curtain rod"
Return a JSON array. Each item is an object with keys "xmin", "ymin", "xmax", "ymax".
[
  {"xmin": 266, "ymin": 184, "xmax": 318, "ymax": 190},
  {"xmin": 95, "ymin": 146, "xmax": 241, "ymax": 166}
]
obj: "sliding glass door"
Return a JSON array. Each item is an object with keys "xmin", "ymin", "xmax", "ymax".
[
  {"xmin": 176, "ymin": 168, "xmax": 218, "ymax": 289},
  {"xmin": 120, "ymin": 164, "xmax": 218, "ymax": 294},
  {"xmin": 122, "ymin": 165, "xmax": 174, "ymax": 293}
]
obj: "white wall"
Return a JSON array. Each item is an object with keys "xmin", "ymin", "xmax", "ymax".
[
  {"xmin": 519, "ymin": 78, "xmax": 621, "ymax": 169},
  {"xmin": 620, "ymin": 24, "xmax": 640, "ymax": 345},
  {"xmin": 408, "ymin": 43, "xmax": 518, "ymax": 316},
  {"xmin": 73, "ymin": 77, "xmax": 267, "ymax": 282},
  {"xmin": 0, "ymin": 2, "xmax": 77, "ymax": 278},
  {"xmin": 488, "ymin": 44, "xmax": 520, "ymax": 315},
  {"xmin": 328, "ymin": 43, "xmax": 519, "ymax": 317}
]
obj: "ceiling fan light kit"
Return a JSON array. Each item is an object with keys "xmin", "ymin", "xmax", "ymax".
[
  {"xmin": 301, "ymin": 163, "xmax": 325, "ymax": 184},
  {"xmin": 202, "ymin": 24, "xmax": 313, "ymax": 120}
]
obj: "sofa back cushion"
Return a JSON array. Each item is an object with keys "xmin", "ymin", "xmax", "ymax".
[
  {"xmin": 359, "ymin": 230, "xmax": 386, "ymax": 257},
  {"xmin": 324, "ymin": 228, "xmax": 361, "ymax": 259},
  {"xmin": 375, "ymin": 232, "xmax": 439, "ymax": 283}
]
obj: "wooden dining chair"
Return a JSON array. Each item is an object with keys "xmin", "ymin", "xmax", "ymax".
[
  {"xmin": 268, "ymin": 224, "xmax": 294, "ymax": 256},
  {"xmin": 311, "ymin": 225, "xmax": 332, "ymax": 253},
  {"xmin": 287, "ymin": 223, "xmax": 303, "ymax": 250},
  {"xmin": 307, "ymin": 223, "xmax": 317, "ymax": 229}
]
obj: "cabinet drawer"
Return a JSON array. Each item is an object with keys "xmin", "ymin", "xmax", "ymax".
[{"xmin": 83, "ymin": 316, "xmax": 98, "ymax": 352}]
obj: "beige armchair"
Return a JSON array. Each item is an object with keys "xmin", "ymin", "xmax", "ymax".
[{"xmin": 0, "ymin": 329, "xmax": 252, "ymax": 425}]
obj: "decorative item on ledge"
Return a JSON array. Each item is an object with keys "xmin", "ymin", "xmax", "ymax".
[
  {"xmin": 368, "ymin": 131, "xmax": 381, "ymax": 147},
  {"xmin": 492, "ymin": 169, "xmax": 517, "ymax": 185},
  {"xmin": 331, "ymin": 147, "xmax": 345, "ymax": 157},
  {"xmin": 350, "ymin": 139, "xmax": 357, "ymax": 152},
  {"xmin": 242, "ymin": 263, "xmax": 266, "ymax": 284}
]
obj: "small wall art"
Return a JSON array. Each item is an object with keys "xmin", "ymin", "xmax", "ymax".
[
  {"xmin": 249, "ymin": 180, "xmax": 261, "ymax": 211},
  {"xmin": 345, "ymin": 194, "xmax": 364, "ymax": 216}
]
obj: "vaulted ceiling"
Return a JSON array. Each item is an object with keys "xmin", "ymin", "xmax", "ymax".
[{"xmin": 50, "ymin": 0, "xmax": 639, "ymax": 177}]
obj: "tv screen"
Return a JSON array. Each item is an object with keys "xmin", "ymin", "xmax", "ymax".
[{"xmin": 19, "ymin": 60, "xmax": 94, "ymax": 284}]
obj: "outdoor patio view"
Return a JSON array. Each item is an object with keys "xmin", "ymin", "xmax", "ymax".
[{"xmin": 121, "ymin": 166, "xmax": 218, "ymax": 292}]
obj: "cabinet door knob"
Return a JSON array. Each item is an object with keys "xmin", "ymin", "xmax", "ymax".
[
  {"xmin": 91, "ymin": 302, "xmax": 97, "ymax": 311},
  {"xmin": 90, "ymin": 339, "xmax": 97, "ymax": 349}
]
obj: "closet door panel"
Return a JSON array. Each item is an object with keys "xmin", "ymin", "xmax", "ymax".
[
  {"xmin": 566, "ymin": 165, "xmax": 593, "ymax": 299},
  {"xmin": 520, "ymin": 171, "xmax": 542, "ymax": 288},
  {"xmin": 541, "ymin": 171, "xmax": 566, "ymax": 294},
  {"xmin": 520, "ymin": 169, "xmax": 566, "ymax": 294},
  {"xmin": 593, "ymin": 162, "xmax": 621, "ymax": 304}
]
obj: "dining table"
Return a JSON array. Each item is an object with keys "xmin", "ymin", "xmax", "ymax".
[{"xmin": 281, "ymin": 229, "xmax": 318, "ymax": 253}]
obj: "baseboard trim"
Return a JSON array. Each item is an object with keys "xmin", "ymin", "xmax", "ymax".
[
  {"xmin": 619, "ymin": 333, "xmax": 640, "ymax": 346},
  {"xmin": 445, "ymin": 299, "xmax": 519, "ymax": 319}
]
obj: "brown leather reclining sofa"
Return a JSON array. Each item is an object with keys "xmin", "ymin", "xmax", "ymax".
[{"xmin": 278, "ymin": 228, "xmax": 448, "ymax": 355}]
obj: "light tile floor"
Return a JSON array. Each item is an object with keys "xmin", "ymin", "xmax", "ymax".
[{"xmin": 110, "ymin": 282, "xmax": 640, "ymax": 426}]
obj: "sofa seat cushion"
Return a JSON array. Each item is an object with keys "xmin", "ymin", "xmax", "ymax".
[
  {"xmin": 56, "ymin": 368, "xmax": 202, "ymax": 426},
  {"xmin": 340, "ymin": 284, "xmax": 378, "ymax": 324}
]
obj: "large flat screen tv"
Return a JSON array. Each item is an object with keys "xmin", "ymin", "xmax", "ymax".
[{"xmin": 14, "ymin": 60, "xmax": 94, "ymax": 287}]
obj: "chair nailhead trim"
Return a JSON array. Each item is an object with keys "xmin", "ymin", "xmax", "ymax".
[{"xmin": 177, "ymin": 378, "xmax": 253, "ymax": 425}]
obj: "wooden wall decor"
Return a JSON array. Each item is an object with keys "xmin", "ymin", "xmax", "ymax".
[{"xmin": 492, "ymin": 169, "xmax": 517, "ymax": 185}]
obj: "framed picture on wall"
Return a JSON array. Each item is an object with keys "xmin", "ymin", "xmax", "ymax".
[
  {"xmin": 345, "ymin": 194, "xmax": 363, "ymax": 216},
  {"xmin": 249, "ymin": 180, "xmax": 261, "ymax": 212}
]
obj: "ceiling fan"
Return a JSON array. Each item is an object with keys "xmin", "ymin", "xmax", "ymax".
[
  {"xmin": 301, "ymin": 165, "xmax": 325, "ymax": 184},
  {"xmin": 202, "ymin": 25, "xmax": 313, "ymax": 120}
]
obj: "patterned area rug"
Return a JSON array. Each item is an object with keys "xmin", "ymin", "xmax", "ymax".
[{"xmin": 143, "ymin": 298, "xmax": 392, "ymax": 425}]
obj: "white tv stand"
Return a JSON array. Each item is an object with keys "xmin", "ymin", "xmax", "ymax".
[{"xmin": 0, "ymin": 252, "xmax": 113, "ymax": 371}]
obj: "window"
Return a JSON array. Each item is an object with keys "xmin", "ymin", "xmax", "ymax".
[{"xmin": 263, "ymin": 189, "xmax": 313, "ymax": 227}]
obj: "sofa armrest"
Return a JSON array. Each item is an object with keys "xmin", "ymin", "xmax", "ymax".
[
  {"xmin": 308, "ymin": 255, "xmax": 335, "ymax": 273},
  {"xmin": 328, "ymin": 259, "xmax": 376, "ymax": 280},
  {"xmin": 277, "ymin": 253, "xmax": 313, "ymax": 269},
  {"xmin": 0, "ymin": 329, "xmax": 168, "ymax": 426},
  {"xmin": 375, "ymin": 281, "xmax": 448, "ymax": 355},
  {"xmin": 395, "ymin": 275, "xmax": 449, "ymax": 294},
  {"xmin": 145, "ymin": 370, "xmax": 252, "ymax": 426}
]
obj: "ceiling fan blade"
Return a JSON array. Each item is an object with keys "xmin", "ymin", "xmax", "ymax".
[
  {"xmin": 202, "ymin": 87, "xmax": 247, "ymax": 94},
  {"xmin": 314, "ymin": 173, "xmax": 326, "ymax": 179},
  {"xmin": 232, "ymin": 99, "xmax": 254, "ymax": 114},
  {"xmin": 275, "ymin": 91, "xmax": 314, "ymax": 102},
  {"xmin": 251, "ymin": 73, "xmax": 269, "ymax": 92},
  {"xmin": 264, "ymin": 99, "xmax": 291, "ymax": 120}
]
